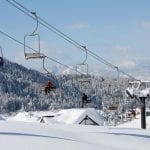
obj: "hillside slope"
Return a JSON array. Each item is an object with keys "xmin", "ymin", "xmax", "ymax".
[
  {"xmin": 0, "ymin": 120, "xmax": 150, "ymax": 150},
  {"xmin": 0, "ymin": 59, "xmax": 136, "ymax": 115}
]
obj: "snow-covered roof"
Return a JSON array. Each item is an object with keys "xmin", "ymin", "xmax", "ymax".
[{"xmin": 41, "ymin": 108, "xmax": 104, "ymax": 125}]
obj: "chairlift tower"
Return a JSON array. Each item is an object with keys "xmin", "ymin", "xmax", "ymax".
[{"xmin": 126, "ymin": 81, "xmax": 150, "ymax": 129}]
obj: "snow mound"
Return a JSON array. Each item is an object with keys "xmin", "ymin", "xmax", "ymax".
[
  {"xmin": 0, "ymin": 115, "xmax": 5, "ymax": 120},
  {"xmin": 41, "ymin": 108, "xmax": 104, "ymax": 125},
  {"xmin": 7, "ymin": 112, "xmax": 41, "ymax": 122}
]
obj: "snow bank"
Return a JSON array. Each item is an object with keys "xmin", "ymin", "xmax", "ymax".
[
  {"xmin": 6, "ymin": 112, "xmax": 41, "ymax": 122},
  {"xmin": 118, "ymin": 114, "xmax": 150, "ymax": 129},
  {"xmin": 0, "ymin": 115, "xmax": 5, "ymax": 120},
  {"xmin": 41, "ymin": 108, "xmax": 104, "ymax": 125},
  {"xmin": 0, "ymin": 121, "xmax": 150, "ymax": 150}
]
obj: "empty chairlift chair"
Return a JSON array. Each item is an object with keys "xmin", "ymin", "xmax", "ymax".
[
  {"xmin": 76, "ymin": 46, "xmax": 90, "ymax": 84},
  {"xmin": 24, "ymin": 12, "xmax": 45, "ymax": 59}
]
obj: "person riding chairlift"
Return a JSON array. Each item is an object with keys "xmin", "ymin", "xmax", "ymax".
[
  {"xmin": 81, "ymin": 93, "xmax": 92, "ymax": 108},
  {"xmin": 81, "ymin": 93, "xmax": 87, "ymax": 108},
  {"xmin": 45, "ymin": 80, "xmax": 56, "ymax": 94}
]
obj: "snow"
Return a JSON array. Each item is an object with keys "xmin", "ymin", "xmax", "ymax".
[
  {"xmin": 0, "ymin": 115, "xmax": 5, "ymax": 120},
  {"xmin": 41, "ymin": 108, "xmax": 104, "ymax": 125},
  {"xmin": 118, "ymin": 114, "xmax": 150, "ymax": 129},
  {"xmin": 1, "ymin": 109, "xmax": 150, "ymax": 150},
  {"xmin": 6, "ymin": 112, "xmax": 41, "ymax": 122}
]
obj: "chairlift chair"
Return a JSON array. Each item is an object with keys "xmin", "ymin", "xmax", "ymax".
[
  {"xmin": 138, "ymin": 81, "xmax": 150, "ymax": 97},
  {"xmin": 111, "ymin": 66, "xmax": 123, "ymax": 101},
  {"xmin": 108, "ymin": 104, "xmax": 118, "ymax": 111},
  {"xmin": 126, "ymin": 81, "xmax": 140, "ymax": 98},
  {"xmin": 76, "ymin": 73, "xmax": 91, "ymax": 83},
  {"xmin": 42, "ymin": 57, "xmax": 59, "ymax": 94},
  {"xmin": 76, "ymin": 46, "xmax": 90, "ymax": 84},
  {"xmin": 126, "ymin": 81, "xmax": 150, "ymax": 98},
  {"xmin": 24, "ymin": 12, "xmax": 45, "ymax": 60}
]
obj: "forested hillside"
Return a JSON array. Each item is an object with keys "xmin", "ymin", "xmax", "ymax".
[{"xmin": 0, "ymin": 59, "xmax": 137, "ymax": 113}]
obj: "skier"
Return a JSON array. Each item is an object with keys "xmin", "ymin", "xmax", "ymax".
[
  {"xmin": 81, "ymin": 93, "xmax": 88, "ymax": 108},
  {"xmin": 45, "ymin": 80, "xmax": 55, "ymax": 94}
]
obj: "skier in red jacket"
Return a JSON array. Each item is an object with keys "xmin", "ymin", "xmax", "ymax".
[{"xmin": 45, "ymin": 80, "xmax": 53, "ymax": 94}]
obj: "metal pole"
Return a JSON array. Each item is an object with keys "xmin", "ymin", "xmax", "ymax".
[{"xmin": 140, "ymin": 97, "xmax": 146, "ymax": 129}]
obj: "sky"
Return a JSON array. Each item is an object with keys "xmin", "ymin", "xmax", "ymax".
[{"xmin": 1, "ymin": 0, "xmax": 150, "ymax": 78}]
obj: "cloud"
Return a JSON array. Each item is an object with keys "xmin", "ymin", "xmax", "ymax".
[
  {"xmin": 113, "ymin": 45, "xmax": 133, "ymax": 53},
  {"xmin": 17, "ymin": 51, "xmax": 25, "ymax": 60},
  {"xmin": 141, "ymin": 21, "xmax": 150, "ymax": 29},
  {"xmin": 67, "ymin": 23, "xmax": 91, "ymax": 30},
  {"xmin": 118, "ymin": 59, "xmax": 136, "ymax": 69}
]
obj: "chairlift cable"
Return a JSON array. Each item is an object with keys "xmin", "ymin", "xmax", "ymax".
[
  {"xmin": 5, "ymin": 0, "xmax": 83, "ymax": 51},
  {"xmin": 5, "ymin": 0, "xmax": 138, "ymax": 80},
  {"xmin": 7, "ymin": 0, "xmax": 120, "ymax": 70},
  {"xmin": 0, "ymin": 29, "xmax": 82, "ymax": 74},
  {"xmin": 6, "ymin": 0, "xmax": 112, "ymax": 66},
  {"xmin": 5, "ymin": 0, "xmax": 128, "ymax": 70},
  {"xmin": 8, "ymin": 0, "xmax": 85, "ymax": 48}
]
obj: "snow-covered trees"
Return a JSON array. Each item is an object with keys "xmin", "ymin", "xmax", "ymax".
[{"xmin": 0, "ymin": 59, "xmax": 136, "ymax": 113}]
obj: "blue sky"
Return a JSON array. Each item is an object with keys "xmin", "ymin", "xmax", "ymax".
[{"xmin": 1, "ymin": 0, "xmax": 150, "ymax": 77}]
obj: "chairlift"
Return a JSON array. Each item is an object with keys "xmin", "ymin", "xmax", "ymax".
[
  {"xmin": 126, "ymin": 81, "xmax": 140, "ymax": 98},
  {"xmin": 42, "ymin": 57, "xmax": 59, "ymax": 94},
  {"xmin": 114, "ymin": 66, "xmax": 120, "ymax": 88},
  {"xmin": 126, "ymin": 81, "xmax": 150, "ymax": 98},
  {"xmin": 112, "ymin": 67, "xmax": 123, "ymax": 99},
  {"xmin": 76, "ymin": 46, "xmax": 90, "ymax": 84},
  {"xmin": 0, "ymin": 46, "xmax": 4, "ymax": 67},
  {"xmin": 24, "ymin": 12, "xmax": 45, "ymax": 59},
  {"xmin": 77, "ymin": 74, "xmax": 91, "ymax": 83}
]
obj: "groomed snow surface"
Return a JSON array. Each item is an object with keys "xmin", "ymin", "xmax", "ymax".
[{"xmin": 0, "ymin": 108, "xmax": 150, "ymax": 150}]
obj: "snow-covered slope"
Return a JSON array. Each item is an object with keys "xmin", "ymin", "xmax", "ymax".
[
  {"xmin": 0, "ymin": 120, "xmax": 150, "ymax": 150},
  {"xmin": 1, "ymin": 108, "xmax": 150, "ymax": 150},
  {"xmin": 118, "ymin": 114, "xmax": 150, "ymax": 129},
  {"xmin": 6, "ymin": 108, "xmax": 104, "ymax": 125}
]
